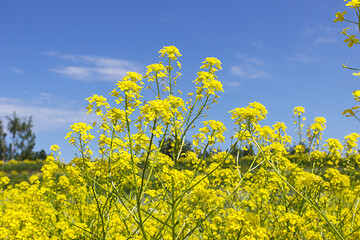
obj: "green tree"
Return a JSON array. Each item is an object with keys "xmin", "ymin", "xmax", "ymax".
[
  {"xmin": 0, "ymin": 120, "xmax": 6, "ymax": 160},
  {"xmin": 288, "ymin": 141, "xmax": 309, "ymax": 155},
  {"xmin": 33, "ymin": 149, "xmax": 47, "ymax": 160},
  {"xmin": 7, "ymin": 112, "xmax": 36, "ymax": 161},
  {"xmin": 229, "ymin": 143, "xmax": 255, "ymax": 158},
  {"xmin": 159, "ymin": 137, "xmax": 193, "ymax": 158}
]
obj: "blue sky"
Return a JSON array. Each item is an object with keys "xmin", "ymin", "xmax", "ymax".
[{"xmin": 1, "ymin": 1, "xmax": 359, "ymax": 161}]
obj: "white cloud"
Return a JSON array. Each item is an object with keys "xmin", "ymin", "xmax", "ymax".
[
  {"xmin": 231, "ymin": 54, "xmax": 271, "ymax": 79},
  {"xmin": 315, "ymin": 37, "xmax": 337, "ymax": 44},
  {"xmin": 0, "ymin": 97, "xmax": 96, "ymax": 132},
  {"xmin": 42, "ymin": 50, "xmax": 58, "ymax": 56},
  {"xmin": 38, "ymin": 92, "xmax": 51, "ymax": 98},
  {"xmin": 231, "ymin": 66, "xmax": 245, "ymax": 77},
  {"xmin": 50, "ymin": 66, "xmax": 92, "ymax": 80},
  {"xmin": 10, "ymin": 67, "xmax": 22, "ymax": 74},
  {"xmin": 44, "ymin": 51, "xmax": 141, "ymax": 82},
  {"xmin": 222, "ymin": 80, "xmax": 241, "ymax": 88},
  {"xmin": 305, "ymin": 26, "xmax": 339, "ymax": 45},
  {"xmin": 290, "ymin": 53, "xmax": 321, "ymax": 62},
  {"xmin": 231, "ymin": 65, "xmax": 270, "ymax": 79},
  {"xmin": 236, "ymin": 54, "xmax": 264, "ymax": 66}
]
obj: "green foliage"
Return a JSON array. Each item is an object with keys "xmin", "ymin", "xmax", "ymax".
[
  {"xmin": 288, "ymin": 142, "xmax": 310, "ymax": 155},
  {"xmin": 0, "ymin": 120, "xmax": 6, "ymax": 161},
  {"xmin": 6, "ymin": 112, "xmax": 36, "ymax": 160},
  {"xmin": 229, "ymin": 143, "xmax": 255, "ymax": 158},
  {"xmin": 32, "ymin": 149, "xmax": 47, "ymax": 161},
  {"xmin": 0, "ymin": 112, "xmax": 47, "ymax": 161},
  {"xmin": 0, "ymin": 159, "xmax": 44, "ymax": 185},
  {"xmin": 1, "ymin": 160, "xmax": 44, "ymax": 173},
  {"xmin": 159, "ymin": 137, "xmax": 193, "ymax": 158}
]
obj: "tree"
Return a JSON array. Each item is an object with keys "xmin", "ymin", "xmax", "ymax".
[
  {"xmin": 159, "ymin": 137, "xmax": 193, "ymax": 158},
  {"xmin": 6, "ymin": 112, "xmax": 36, "ymax": 161},
  {"xmin": 0, "ymin": 120, "xmax": 6, "ymax": 160},
  {"xmin": 202, "ymin": 146, "xmax": 222, "ymax": 159},
  {"xmin": 229, "ymin": 144, "xmax": 255, "ymax": 158},
  {"xmin": 33, "ymin": 149, "xmax": 47, "ymax": 160},
  {"xmin": 288, "ymin": 142, "xmax": 310, "ymax": 155}
]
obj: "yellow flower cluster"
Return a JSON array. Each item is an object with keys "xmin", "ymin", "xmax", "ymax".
[
  {"xmin": 158, "ymin": 45, "xmax": 182, "ymax": 60},
  {"xmin": 293, "ymin": 106, "xmax": 305, "ymax": 116},
  {"xmin": 193, "ymin": 120, "xmax": 227, "ymax": 153},
  {"xmin": 307, "ymin": 117, "xmax": 327, "ymax": 149},
  {"xmin": 345, "ymin": 0, "xmax": 360, "ymax": 8},
  {"xmin": 352, "ymin": 89, "xmax": 360, "ymax": 101},
  {"xmin": 336, "ymin": 2, "xmax": 360, "ymax": 49},
  {"xmin": 229, "ymin": 102, "xmax": 268, "ymax": 125},
  {"xmin": 65, "ymin": 122, "xmax": 95, "ymax": 146},
  {"xmin": 2, "ymin": 45, "xmax": 360, "ymax": 240}
]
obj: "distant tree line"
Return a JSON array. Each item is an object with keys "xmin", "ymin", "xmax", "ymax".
[
  {"xmin": 0, "ymin": 112, "xmax": 47, "ymax": 161},
  {"xmin": 159, "ymin": 137, "xmax": 255, "ymax": 159}
]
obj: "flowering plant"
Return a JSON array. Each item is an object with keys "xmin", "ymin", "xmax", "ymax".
[{"xmin": 1, "ymin": 2, "xmax": 360, "ymax": 238}]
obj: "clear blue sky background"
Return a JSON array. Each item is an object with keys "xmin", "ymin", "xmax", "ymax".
[{"xmin": 1, "ymin": 1, "xmax": 359, "ymax": 162}]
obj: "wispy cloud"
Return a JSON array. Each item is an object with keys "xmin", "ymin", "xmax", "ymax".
[
  {"xmin": 0, "ymin": 96, "xmax": 96, "ymax": 132},
  {"xmin": 290, "ymin": 53, "xmax": 321, "ymax": 62},
  {"xmin": 251, "ymin": 41, "xmax": 264, "ymax": 48},
  {"xmin": 9, "ymin": 67, "xmax": 22, "ymax": 74},
  {"xmin": 161, "ymin": 14, "xmax": 179, "ymax": 23},
  {"xmin": 222, "ymin": 80, "xmax": 241, "ymax": 88},
  {"xmin": 305, "ymin": 26, "xmax": 339, "ymax": 45},
  {"xmin": 50, "ymin": 66, "xmax": 92, "ymax": 80},
  {"xmin": 315, "ymin": 36, "xmax": 337, "ymax": 44},
  {"xmin": 44, "ymin": 51, "xmax": 141, "ymax": 82},
  {"xmin": 231, "ymin": 54, "xmax": 271, "ymax": 79},
  {"xmin": 231, "ymin": 66, "xmax": 270, "ymax": 79},
  {"xmin": 236, "ymin": 54, "xmax": 264, "ymax": 66}
]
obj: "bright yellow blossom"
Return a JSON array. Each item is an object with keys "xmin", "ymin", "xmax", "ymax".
[
  {"xmin": 293, "ymin": 106, "xmax": 305, "ymax": 116},
  {"xmin": 345, "ymin": 0, "xmax": 360, "ymax": 8},
  {"xmin": 353, "ymin": 90, "xmax": 360, "ymax": 102},
  {"xmin": 158, "ymin": 45, "xmax": 182, "ymax": 60},
  {"xmin": 50, "ymin": 144, "xmax": 60, "ymax": 152}
]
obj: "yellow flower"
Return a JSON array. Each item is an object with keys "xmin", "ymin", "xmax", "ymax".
[
  {"xmin": 345, "ymin": 0, "xmax": 360, "ymax": 8},
  {"xmin": 293, "ymin": 106, "xmax": 305, "ymax": 116},
  {"xmin": 325, "ymin": 138, "xmax": 343, "ymax": 161},
  {"xmin": 334, "ymin": 11, "xmax": 347, "ymax": 22},
  {"xmin": 200, "ymin": 57, "xmax": 222, "ymax": 71},
  {"xmin": 0, "ymin": 176, "xmax": 10, "ymax": 185},
  {"xmin": 294, "ymin": 144, "xmax": 305, "ymax": 153},
  {"xmin": 158, "ymin": 46, "xmax": 182, "ymax": 60},
  {"xmin": 352, "ymin": 90, "xmax": 360, "ymax": 102},
  {"xmin": 50, "ymin": 144, "xmax": 60, "ymax": 152},
  {"xmin": 342, "ymin": 106, "xmax": 360, "ymax": 116},
  {"xmin": 311, "ymin": 117, "xmax": 326, "ymax": 133},
  {"xmin": 194, "ymin": 71, "xmax": 223, "ymax": 96},
  {"xmin": 344, "ymin": 35, "xmax": 359, "ymax": 47},
  {"xmin": 145, "ymin": 63, "xmax": 167, "ymax": 81},
  {"xmin": 65, "ymin": 122, "xmax": 95, "ymax": 145},
  {"xmin": 344, "ymin": 132, "xmax": 360, "ymax": 154},
  {"xmin": 229, "ymin": 102, "xmax": 268, "ymax": 124}
]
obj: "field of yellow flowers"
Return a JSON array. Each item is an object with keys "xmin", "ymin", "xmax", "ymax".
[{"xmin": 1, "ymin": 2, "xmax": 360, "ymax": 239}]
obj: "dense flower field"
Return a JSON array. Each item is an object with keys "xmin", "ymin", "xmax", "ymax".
[{"xmin": 1, "ymin": 1, "xmax": 360, "ymax": 239}]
